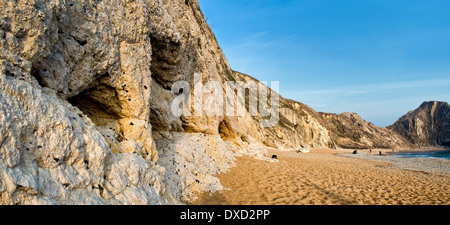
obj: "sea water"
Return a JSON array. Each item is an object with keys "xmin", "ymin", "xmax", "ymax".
[{"xmin": 393, "ymin": 150, "xmax": 450, "ymax": 160}]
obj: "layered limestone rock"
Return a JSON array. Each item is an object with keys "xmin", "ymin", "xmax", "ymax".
[
  {"xmin": 388, "ymin": 101, "xmax": 450, "ymax": 147},
  {"xmin": 320, "ymin": 112, "xmax": 408, "ymax": 149}
]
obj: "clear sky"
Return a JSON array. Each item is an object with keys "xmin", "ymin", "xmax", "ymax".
[{"xmin": 198, "ymin": 0, "xmax": 450, "ymax": 127}]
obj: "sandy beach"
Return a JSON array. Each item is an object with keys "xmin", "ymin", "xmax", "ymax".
[{"xmin": 191, "ymin": 148, "xmax": 450, "ymax": 205}]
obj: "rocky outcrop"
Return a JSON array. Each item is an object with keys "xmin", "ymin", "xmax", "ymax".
[
  {"xmin": 388, "ymin": 101, "xmax": 450, "ymax": 147},
  {"xmin": 320, "ymin": 112, "xmax": 408, "ymax": 149}
]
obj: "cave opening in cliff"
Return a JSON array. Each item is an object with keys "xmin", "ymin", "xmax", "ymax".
[
  {"xmin": 218, "ymin": 119, "xmax": 235, "ymax": 141},
  {"xmin": 67, "ymin": 88, "xmax": 120, "ymax": 127},
  {"xmin": 149, "ymin": 37, "xmax": 183, "ymax": 90}
]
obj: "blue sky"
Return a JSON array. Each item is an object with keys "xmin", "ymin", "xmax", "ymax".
[{"xmin": 198, "ymin": 0, "xmax": 450, "ymax": 127}]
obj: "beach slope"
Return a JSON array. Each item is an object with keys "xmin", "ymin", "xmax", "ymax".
[{"xmin": 192, "ymin": 149, "xmax": 450, "ymax": 205}]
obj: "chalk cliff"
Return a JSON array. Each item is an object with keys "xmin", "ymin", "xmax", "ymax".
[{"xmin": 0, "ymin": 0, "xmax": 285, "ymax": 204}]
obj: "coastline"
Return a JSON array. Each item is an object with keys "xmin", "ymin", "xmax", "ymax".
[
  {"xmin": 191, "ymin": 148, "xmax": 450, "ymax": 205},
  {"xmin": 343, "ymin": 150, "xmax": 450, "ymax": 176}
]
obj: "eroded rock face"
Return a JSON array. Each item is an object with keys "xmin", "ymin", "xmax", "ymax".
[
  {"xmin": 0, "ymin": 0, "xmax": 184, "ymax": 204},
  {"xmin": 0, "ymin": 70, "xmax": 173, "ymax": 204},
  {"xmin": 388, "ymin": 101, "xmax": 450, "ymax": 147},
  {"xmin": 0, "ymin": 0, "xmax": 282, "ymax": 205},
  {"xmin": 1, "ymin": 0, "xmax": 162, "ymax": 162}
]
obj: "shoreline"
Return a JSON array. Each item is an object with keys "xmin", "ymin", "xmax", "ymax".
[
  {"xmin": 191, "ymin": 148, "xmax": 450, "ymax": 205},
  {"xmin": 335, "ymin": 146, "xmax": 450, "ymax": 153},
  {"xmin": 342, "ymin": 150, "xmax": 450, "ymax": 176}
]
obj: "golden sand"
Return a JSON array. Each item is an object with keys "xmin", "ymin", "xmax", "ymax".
[{"xmin": 191, "ymin": 148, "xmax": 450, "ymax": 205}]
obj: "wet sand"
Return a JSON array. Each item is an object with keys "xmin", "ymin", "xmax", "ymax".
[{"xmin": 191, "ymin": 148, "xmax": 450, "ymax": 205}]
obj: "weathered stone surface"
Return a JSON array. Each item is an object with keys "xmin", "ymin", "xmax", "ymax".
[
  {"xmin": 0, "ymin": 68, "xmax": 179, "ymax": 204},
  {"xmin": 0, "ymin": 0, "xmax": 279, "ymax": 204},
  {"xmin": 1, "ymin": 0, "xmax": 161, "ymax": 162},
  {"xmin": 0, "ymin": 0, "xmax": 182, "ymax": 205},
  {"xmin": 228, "ymin": 72, "xmax": 336, "ymax": 150}
]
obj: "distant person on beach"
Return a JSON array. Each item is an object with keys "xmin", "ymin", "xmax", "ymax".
[
  {"xmin": 379, "ymin": 151, "xmax": 382, "ymax": 156},
  {"xmin": 368, "ymin": 149, "xmax": 372, "ymax": 155}
]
